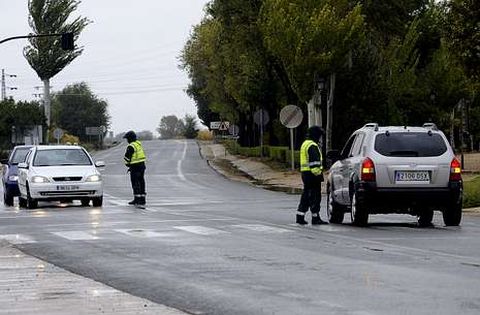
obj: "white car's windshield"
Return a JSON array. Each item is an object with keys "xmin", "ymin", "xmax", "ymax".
[
  {"xmin": 11, "ymin": 148, "xmax": 31, "ymax": 164},
  {"xmin": 33, "ymin": 149, "xmax": 92, "ymax": 166}
]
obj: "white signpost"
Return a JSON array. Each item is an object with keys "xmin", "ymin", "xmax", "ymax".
[
  {"xmin": 254, "ymin": 109, "xmax": 269, "ymax": 157},
  {"xmin": 280, "ymin": 105, "xmax": 304, "ymax": 170},
  {"xmin": 53, "ymin": 128, "xmax": 64, "ymax": 144},
  {"xmin": 210, "ymin": 121, "xmax": 221, "ymax": 130}
]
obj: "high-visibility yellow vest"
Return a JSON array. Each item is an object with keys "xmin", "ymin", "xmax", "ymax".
[
  {"xmin": 127, "ymin": 140, "xmax": 146, "ymax": 165},
  {"xmin": 300, "ymin": 140, "xmax": 323, "ymax": 176}
]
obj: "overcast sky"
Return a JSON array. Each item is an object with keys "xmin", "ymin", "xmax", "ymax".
[{"xmin": 0, "ymin": 0, "xmax": 209, "ymax": 136}]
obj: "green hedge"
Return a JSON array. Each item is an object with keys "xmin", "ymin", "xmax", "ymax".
[
  {"xmin": 464, "ymin": 175, "xmax": 480, "ymax": 208},
  {"xmin": 222, "ymin": 141, "xmax": 300, "ymax": 168}
]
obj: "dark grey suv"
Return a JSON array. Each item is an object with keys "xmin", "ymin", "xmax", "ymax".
[{"xmin": 326, "ymin": 123, "xmax": 462, "ymax": 226}]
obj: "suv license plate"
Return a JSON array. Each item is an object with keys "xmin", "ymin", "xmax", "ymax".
[
  {"xmin": 56, "ymin": 185, "xmax": 80, "ymax": 191},
  {"xmin": 395, "ymin": 171, "xmax": 430, "ymax": 183}
]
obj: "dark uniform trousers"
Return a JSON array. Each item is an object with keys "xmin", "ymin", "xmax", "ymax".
[
  {"xmin": 130, "ymin": 164, "xmax": 146, "ymax": 197},
  {"xmin": 297, "ymin": 172, "xmax": 322, "ymax": 215}
]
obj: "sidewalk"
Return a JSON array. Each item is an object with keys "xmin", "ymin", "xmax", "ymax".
[
  {"xmin": 199, "ymin": 141, "xmax": 307, "ymax": 194},
  {"xmin": 0, "ymin": 241, "xmax": 187, "ymax": 315}
]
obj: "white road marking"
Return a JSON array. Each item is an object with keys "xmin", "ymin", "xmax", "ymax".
[
  {"xmin": 174, "ymin": 225, "xmax": 228, "ymax": 235},
  {"xmin": 232, "ymin": 224, "xmax": 292, "ymax": 233},
  {"xmin": 52, "ymin": 231, "xmax": 100, "ymax": 241},
  {"xmin": 0, "ymin": 234, "xmax": 36, "ymax": 244},
  {"xmin": 114, "ymin": 229, "xmax": 170, "ymax": 238},
  {"xmin": 177, "ymin": 141, "xmax": 188, "ymax": 181}
]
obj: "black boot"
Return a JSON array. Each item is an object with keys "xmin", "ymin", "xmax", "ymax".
[
  {"xmin": 137, "ymin": 196, "xmax": 146, "ymax": 205},
  {"xmin": 312, "ymin": 214, "xmax": 328, "ymax": 225},
  {"xmin": 128, "ymin": 197, "xmax": 138, "ymax": 205},
  {"xmin": 296, "ymin": 214, "xmax": 308, "ymax": 225}
]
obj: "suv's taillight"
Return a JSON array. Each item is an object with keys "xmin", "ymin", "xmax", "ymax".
[
  {"xmin": 361, "ymin": 158, "xmax": 376, "ymax": 182},
  {"xmin": 450, "ymin": 158, "xmax": 462, "ymax": 181}
]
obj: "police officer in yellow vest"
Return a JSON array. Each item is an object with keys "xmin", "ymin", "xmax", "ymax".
[
  {"xmin": 296, "ymin": 126, "xmax": 328, "ymax": 225},
  {"xmin": 123, "ymin": 131, "xmax": 147, "ymax": 206}
]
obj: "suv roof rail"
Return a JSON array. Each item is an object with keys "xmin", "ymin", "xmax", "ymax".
[
  {"xmin": 363, "ymin": 123, "xmax": 379, "ymax": 131},
  {"xmin": 422, "ymin": 123, "xmax": 438, "ymax": 130}
]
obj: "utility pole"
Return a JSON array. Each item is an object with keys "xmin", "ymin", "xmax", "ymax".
[
  {"xmin": 1, "ymin": 69, "xmax": 5, "ymax": 101},
  {"xmin": 1, "ymin": 69, "xmax": 17, "ymax": 101}
]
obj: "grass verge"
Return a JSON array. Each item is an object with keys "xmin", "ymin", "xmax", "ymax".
[{"xmin": 464, "ymin": 175, "xmax": 480, "ymax": 208}]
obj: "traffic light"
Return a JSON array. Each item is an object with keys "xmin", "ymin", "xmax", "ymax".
[{"xmin": 61, "ymin": 32, "xmax": 74, "ymax": 50}]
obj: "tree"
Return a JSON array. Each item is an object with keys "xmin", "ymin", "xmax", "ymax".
[
  {"xmin": 157, "ymin": 115, "xmax": 184, "ymax": 139},
  {"xmin": 182, "ymin": 114, "xmax": 199, "ymax": 139},
  {"xmin": 24, "ymin": 0, "xmax": 89, "ymax": 128},
  {"xmin": 447, "ymin": 0, "xmax": 480, "ymax": 81},
  {"xmin": 52, "ymin": 82, "xmax": 110, "ymax": 142},
  {"xmin": 136, "ymin": 130, "xmax": 154, "ymax": 141},
  {"xmin": 0, "ymin": 98, "xmax": 45, "ymax": 149}
]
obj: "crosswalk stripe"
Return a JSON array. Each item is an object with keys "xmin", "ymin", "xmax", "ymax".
[
  {"xmin": 232, "ymin": 224, "xmax": 292, "ymax": 233},
  {"xmin": 114, "ymin": 229, "xmax": 172, "ymax": 238},
  {"xmin": 173, "ymin": 226, "xmax": 228, "ymax": 236},
  {"xmin": 0, "ymin": 234, "xmax": 37, "ymax": 244},
  {"xmin": 52, "ymin": 231, "xmax": 100, "ymax": 241}
]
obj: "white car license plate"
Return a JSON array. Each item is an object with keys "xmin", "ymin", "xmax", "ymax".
[
  {"xmin": 56, "ymin": 185, "xmax": 80, "ymax": 191},
  {"xmin": 395, "ymin": 171, "xmax": 430, "ymax": 183}
]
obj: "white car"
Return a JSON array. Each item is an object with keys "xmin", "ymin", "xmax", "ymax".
[{"xmin": 17, "ymin": 145, "xmax": 104, "ymax": 209}]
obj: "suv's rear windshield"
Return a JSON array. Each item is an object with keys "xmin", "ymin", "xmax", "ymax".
[{"xmin": 375, "ymin": 132, "xmax": 448, "ymax": 157}]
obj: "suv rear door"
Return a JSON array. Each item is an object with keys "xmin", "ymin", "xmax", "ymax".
[{"xmin": 372, "ymin": 131, "xmax": 452, "ymax": 188}]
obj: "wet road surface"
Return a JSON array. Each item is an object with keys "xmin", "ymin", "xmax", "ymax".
[{"xmin": 1, "ymin": 139, "xmax": 480, "ymax": 315}]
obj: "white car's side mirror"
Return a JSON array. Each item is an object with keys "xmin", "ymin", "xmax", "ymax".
[
  {"xmin": 95, "ymin": 161, "xmax": 105, "ymax": 168},
  {"xmin": 18, "ymin": 162, "xmax": 28, "ymax": 169}
]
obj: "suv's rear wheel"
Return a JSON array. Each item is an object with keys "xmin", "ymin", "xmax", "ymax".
[
  {"xmin": 418, "ymin": 210, "xmax": 434, "ymax": 227},
  {"xmin": 327, "ymin": 185, "xmax": 344, "ymax": 224},
  {"xmin": 443, "ymin": 195, "xmax": 462, "ymax": 226},
  {"xmin": 351, "ymin": 191, "xmax": 368, "ymax": 226},
  {"xmin": 81, "ymin": 199, "xmax": 90, "ymax": 207}
]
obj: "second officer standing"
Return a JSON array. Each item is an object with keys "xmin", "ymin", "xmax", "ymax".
[{"xmin": 123, "ymin": 130, "xmax": 147, "ymax": 206}]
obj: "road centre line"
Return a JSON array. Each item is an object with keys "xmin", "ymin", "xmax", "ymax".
[{"xmin": 177, "ymin": 141, "xmax": 187, "ymax": 181}]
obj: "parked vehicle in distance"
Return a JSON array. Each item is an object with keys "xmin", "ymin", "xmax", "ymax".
[
  {"xmin": 326, "ymin": 123, "xmax": 462, "ymax": 227},
  {"xmin": 17, "ymin": 145, "xmax": 105, "ymax": 209},
  {"xmin": 1, "ymin": 145, "xmax": 33, "ymax": 206}
]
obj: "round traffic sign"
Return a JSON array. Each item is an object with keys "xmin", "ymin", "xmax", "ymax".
[
  {"xmin": 280, "ymin": 105, "xmax": 303, "ymax": 128},
  {"xmin": 53, "ymin": 128, "xmax": 64, "ymax": 140},
  {"xmin": 229, "ymin": 124, "xmax": 239, "ymax": 136},
  {"xmin": 254, "ymin": 109, "xmax": 270, "ymax": 126}
]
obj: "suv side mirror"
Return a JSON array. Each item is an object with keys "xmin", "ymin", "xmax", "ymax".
[
  {"xmin": 18, "ymin": 162, "xmax": 28, "ymax": 169},
  {"xmin": 0, "ymin": 159, "xmax": 8, "ymax": 165},
  {"xmin": 327, "ymin": 150, "xmax": 341, "ymax": 162},
  {"xmin": 326, "ymin": 150, "xmax": 341, "ymax": 168}
]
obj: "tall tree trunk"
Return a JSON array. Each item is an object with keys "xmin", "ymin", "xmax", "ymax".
[
  {"xmin": 43, "ymin": 78, "xmax": 51, "ymax": 143},
  {"xmin": 326, "ymin": 73, "xmax": 336, "ymax": 152}
]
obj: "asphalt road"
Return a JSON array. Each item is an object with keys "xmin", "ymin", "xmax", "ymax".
[{"xmin": 1, "ymin": 139, "xmax": 480, "ymax": 315}]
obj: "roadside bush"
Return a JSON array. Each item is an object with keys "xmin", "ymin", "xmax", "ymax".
[
  {"xmin": 270, "ymin": 146, "xmax": 288, "ymax": 162},
  {"xmin": 464, "ymin": 175, "xmax": 480, "ymax": 208},
  {"xmin": 197, "ymin": 129, "xmax": 214, "ymax": 141}
]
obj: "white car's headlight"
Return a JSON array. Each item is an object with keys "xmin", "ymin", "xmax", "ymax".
[
  {"xmin": 31, "ymin": 176, "xmax": 49, "ymax": 183},
  {"xmin": 85, "ymin": 174, "xmax": 101, "ymax": 182},
  {"xmin": 8, "ymin": 175, "xmax": 18, "ymax": 182}
]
